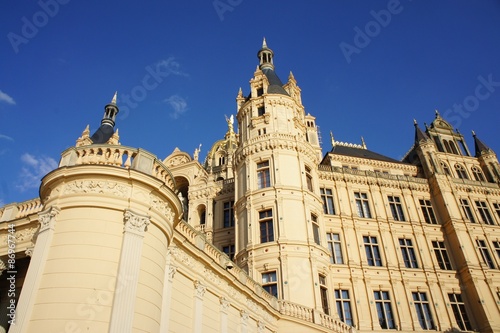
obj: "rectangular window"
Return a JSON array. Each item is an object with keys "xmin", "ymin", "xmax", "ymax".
[
  {"xmin": 448, "ymin": 293, "xmax": 472, "ymax": 331},
  {"xmin": 223, "ymin": 200, "xmax": 235, "ymax": 228},
  {"xmin": 257, "ymin": 88, "xmax": 264, "ymax": 97},
  {"xmin": 354, "ymin": 192, "xmax": 372, "ymax": 218},
  {"xmin": 493, "ymin": 203, "xmax": 500, "ymax": 220},
  {"xmin": 388, "ymin": 195, "xmax": 405, "ymax": 221},
  {"xmin": 222, "ymin": 244, "xmax": 235, "ymax": 260},
  {"xmin": 320, "ymin": 188, "xmax": 336, "ymax": 215},
  {"xmin": 432, "ymin": 241, "xmax": 452, "ymax": 270},
  {"xmin": 475, "ymin": 201, "xmax": 495, "ymax": 225},
  {"xmin": 477, "ymin": 239, "xmax": 495, "ymax": 269},
  {"xmin": 319, "ymin": 275, "xmax": 329, "ymax": 315},
  {"xmin": 493, "ymin": 241, "xmax": 500, "ymax": 259},
  {"xmin": 305, "ymin": 166, "xmax": 313, "ymax": 192},
  {"xmin": 262, "ymin": 271, "xmax": 278, "ymax": 297},
  {"xmin": 257, "ymin": 161, "xmax": 271, "ymax": 189},
  {"xmin": 257, "ymin": 106, "xmax": 265, "ymax": 116},
  {"xmin": 311, "ymin": 214, "xmax": 320, "ymax": 245},
  {"xmin": 335, "ymin": 289, "xmax": 353, "ymax": 326},
  {"xmin": 374, "ymin": 290, "xmax": 395, "ymax": 329},
  {"xmin": 364, "ymin": 236, "xmax": 382, "ymax": 267},
  {"xmin": 327, "ymin": 233, "xmax": 344, "ymax": 264},
  {"xmin": 259, "ymin": 209, "xmax": 274, "ymax": 243},
  {"xmin": 419, "ymin": 199, "xmax": 437, "ymax": 224},
  {"xmin": 412, "ymin": 292, "xmax": 434, "ymax": 330},
  {"xmin": 399, "ymin": 238, "xmax": 418, "ymax": 268},
  {"xmin": 460, "ymin": 199, "xmax": 476, "ymax": 223}
]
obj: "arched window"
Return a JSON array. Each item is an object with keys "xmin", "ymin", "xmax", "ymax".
[
  {"xmin": 455, "ymin": 164, "xmax": 468, "ymax": 179},
  {"xmin": 471, "ymin": 166, "xmax": 485, "ymax": 182},
  {"xmin": 441, "ymin": 162, "xmax": 451, "ymax": 176},
  {"xmin": 449, "ymin": 141, "xmax": 459, "ymax": 155}
]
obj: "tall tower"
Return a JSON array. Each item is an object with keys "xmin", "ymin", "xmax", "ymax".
[{"xmin": 234, "ymin": 40, "xmax": 328, "ymax": 309}]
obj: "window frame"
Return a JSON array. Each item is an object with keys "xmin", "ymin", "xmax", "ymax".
[
  {"xmin": 262, "ymin": 270, "xmax": 278, "ymax": 297},
  {"xmin": 419, "ymin": 199, "xmax": 437, "ymax": 224},
  {"xmin": 476, "ymin": 239, "xmax": 495, "ymax": 269},
  {"xmin": 432, "ymin": 240, "xmax": 453, "ymax": 270},
  {"xmin": 223, "ymin": 200, "xmax": 235, "ymax": 228},
  {"xmin": 327, "ymin": 232, "xmax": 344, "ymax": 264},
  {"xmin": 388, "ymin": 195, "xmax": 406, "ymax": 221},
  {"xmin": 311, "ymin": 214, "xmax": 321, "ymax": 245},
  {"xmin": 222, "ymin": 244, "xmax": 235, "ymax": 260},
  {"xmin": 320, "ymin": 188, "xmax": 336, "ymax": 215},
  {"xmin": 448, "ymin": 293, "xmax": 473, "ymax": 331},
  {"xmin": 257, "ymin": 160, "xmax": 271, "ymax": 189},
  {"xmin": 455, "ymin": 164, "xmax": 469, "ymax": 179},
  {"xmin": 472, "ymin": 166, "xmax": 485, "ymax": 182},
  {"xmin": 412, "ymin": 292, "xmax": 435, "ymax": 330},
  {"xmin": 259, "ymin": 209, "xmax": 274, "ymax": 243},
  {"xmin": 364, "ymin": 235, "xmax": 383, "ymax": 267},
  {"xmin": 475, "ymin": 200, "xmax": 495, "ymax": 225},
  {"xmin": 319, "ymin": 274, "xmax": 329, "ymax": 315},
  {"xmin": 354, "ymin": 192, "xmax": 372, "ymax": 219},
  {"xmin": 460, "ymin": 199, "xmax": 476, "ymax": 223},
  {"xmin": 399, "ymin": 238, "xmax": 418, "ymax": 268},
  {"xmin": 373, "ymin": 290, "xmax": 396, "ymax": 329},
  {"xmin": 335, "ymin": 289, "xmax": 353, "ymax": 326}
]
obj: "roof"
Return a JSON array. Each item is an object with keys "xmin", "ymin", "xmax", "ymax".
[
  {"xmin": 328, "ymin": 145, "xmax": 403, "ymax": 164},
  {"xmin": 90, "ymin": 124, "xmax": 115, "ymax": 144},
  {"xmin": 262, "ymin": 68, "xmax": 289, "ymax": 96},
  {"xmin": 473, "ymin": 132, "xmax": 493, "ymax": 157}
]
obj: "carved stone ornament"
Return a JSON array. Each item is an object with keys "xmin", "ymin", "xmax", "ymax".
[
  {"xmin": 240, "ymin": 310, "xmax": 249, "ymax": 321},
  {"xmin": 38, "ymin": 206, "xmax": 60, "ymax": 232},
  {"xmin": 123, "ymin": 209, "xmax": 150, "ymax": 235},
  {"xmin": 168, "ymin": 265, "xmax": 177, "ymax": 281},
  {"xmin": 219, "ymin": 297, "xmax": 230, "ymax": 311},
  {"xmin": 25, "ymin": 244, "xmax": 34, "ymax": 257},
  {"xmin": 193, "ymin": 280, "xmax": 206, "ymax": 298},
  {"xmin": 258, "ymin": 321, "xmax": 266, "ymax": 332}
]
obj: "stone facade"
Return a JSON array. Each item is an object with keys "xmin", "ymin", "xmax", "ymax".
[{"xmin": 1, "ymin": 40, "xmax": 499, "ymax": 333}]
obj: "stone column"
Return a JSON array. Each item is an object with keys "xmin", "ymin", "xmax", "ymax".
[
  {"xmin": 193, "ymin": 280, "xmax": 206, "ymax": 333},
  {"xmin": 219, "ymin": 297, "xmax": 230, "ymax": 333},
  {"xmin": 10, "ymin": 206, "xmax": 59, "ymax": 333},
  {"xmin": 108, "ymin": 209, "xmax": 150, "ymax": 333},
  {"xmin": 159, "ymin": 260, "xmax": 176, "ymax": 333},
  {"xmin": 240, "ymin": 310, "xmax": 249, "ymax": 333}
]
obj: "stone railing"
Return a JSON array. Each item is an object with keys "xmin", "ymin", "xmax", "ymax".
[
  {"xmin": 175, "ymin": 220, "xmax": 353, "ymax": 333},
  {"xmin": 318, "ymin": 164, "xmax": 428, "ymax": 184},
  {"xmin": 452, "ymin": 177, "xmax": 499, "ymax": 189},
  {"xmin": 59, "ymin": 144, "xmax": 176, "ymax": 190},
  {"xmin": 0, "ymin": 198, "xmax": 44, "ymax": 222}
]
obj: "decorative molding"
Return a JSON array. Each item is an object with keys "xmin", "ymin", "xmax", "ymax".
[
  {"xmin": 63, "ymin": 180, "xmax": 130, "ymax": 198},
  {"xmin": 123, "ymin": 209, "xmax": 150, "ymax": 235},
  {"xmin": 220, "ymin": 296, "xmax": 230, "ymax": 311},
  {"xmin": 38, "ymin": 206, "xmax": 60, "ymax": 232},
  {"xmin": 25, "ymin": 244, "xmax": 34, "ymax": 257},
  {"xmin": 150, "ymin": 194, "xmax": 175, "ymax": 223},
  {"xmin": 240, "ymin": 309, "xmax": 249, "ymax": 321},
  {"xmin": 194, "ymin": 280, "xmax": 206, "ymax": 298},
  {"xmin": 257, "ymin": 321, "xmax": 266, "ymax": 333},
  {"xmin": 168, "ymin": 265, "xmax": 177, "ymax": 281}
]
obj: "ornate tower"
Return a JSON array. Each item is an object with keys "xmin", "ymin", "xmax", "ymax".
[{"xmin": 233, "ymin": 40, "xmax": 329, "ymax": 309}]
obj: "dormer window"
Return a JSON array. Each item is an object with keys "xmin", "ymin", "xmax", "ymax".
[
  {"xmin": 471, "ymin": 166, "xmax": 485, "ymax": 182},
  {"xmin": 455, "ymin": 164, "xmax": 468, "ymax": 179}
]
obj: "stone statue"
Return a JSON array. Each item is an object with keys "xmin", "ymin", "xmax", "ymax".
[{"xmin": 193, "ymin": 144, "xmax": 202, "ymax": 161}]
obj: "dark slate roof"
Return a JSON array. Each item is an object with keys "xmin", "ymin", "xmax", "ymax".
[
  {"xmin": 473, "ymin": 133, "xmax": 492, "ymax": 157},
  {"xmin": 90, "ymin": 124, "xmax": 115, "ymax": 144},
  {"xmin": 262, "ymin": 68, "xmax": 289, "ymax": 96},
  {"xmin": 414, "ymin": 123, "xmax": 429, "ymax": 143},
  {"xmin": 329, "ymin": 145, "xmax": 403, "ymax": 164}
]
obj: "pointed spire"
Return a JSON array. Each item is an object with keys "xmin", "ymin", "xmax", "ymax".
[
  {"xmin": 361, "ymin": 136, "xmax": 367, "ymax": 149},
  {"xmin": 414, "ymin": 119, "xmax": 429, "ymax": 143},
  {"xmin": 111, "ymin": 91, "xmax": 117, "ymax": 104},
  {"xmin": 330, "ymin": 131, "xmax": 335, "ymax": 148},
  {"xmin": 257, "ymin": 38, "xmax": 274, "ymax": 70},
  {"xmin": 472, "ymin": 130, "xmax": 493, "ymax": 157},
  {"xmin": 262, "ymin": 37, "xmax": 268, "ymax": 49}
]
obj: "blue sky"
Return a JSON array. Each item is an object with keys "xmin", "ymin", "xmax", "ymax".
[{"xmin": 1, "ymin": 0, "xmax": 500, "ymax": 205}]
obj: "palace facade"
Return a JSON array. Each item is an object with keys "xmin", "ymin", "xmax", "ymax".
[{"xmin": 1, "ymin": 40, "xmax": 500, "ymax": 333}]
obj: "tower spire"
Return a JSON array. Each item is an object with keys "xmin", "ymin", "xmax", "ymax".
[
  {"xmin": 101, "ymin": 92, "xmax": 119, "ymax": 127},
  {"xmin": 257, "ymin": 37, "xmax": 274, "ymax": 70}
]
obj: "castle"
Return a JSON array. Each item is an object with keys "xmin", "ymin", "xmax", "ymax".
[{"xmin": 1, "ymin": 39, "xmax": 500, "ymax": 333}]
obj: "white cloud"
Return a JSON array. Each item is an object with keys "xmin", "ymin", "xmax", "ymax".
[
  {"xmin": 0, "ymin": 134, "xmax": 13, "ymax": 141},
  {"xmin": 16, "ymin": 153, "xmax": 58, "ymax": 192},
  {"xmin": 165, "ymin": 94, "xmax": 188, "ymax": 119},
  {"xmin": 0, "ymin": 90, "xmax": 15, "ymax": 105},
  {"xmin": 155, "ymin": 57, "xmax": 188, "ymax": 77}
]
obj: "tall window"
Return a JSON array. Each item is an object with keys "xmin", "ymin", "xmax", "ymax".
[
  {"xmin": 441, "ymin": 162, "xmax": 451, "ymax": 176},
  {"xmin": 259, "ymin": 209, "xmax": 274, "ymax": 243},
  {"xmin": 222, "ymin": 244, "xmax": 235, "ymax": 260},
  {"xmin": 432, "ymin": 241, "xmax": 452, "ymax": 270},
  {"xmin": 320, "ymin": 188, "xmax": 336, "ymax": 215},
  {"xmin": 493, "ymin": 241, "xmax": 500, "ymax": 260},
  {"xmin": 412, "ymin": 292, "xmax": 434, "ymax": 330},
  {"xmin": 419, "ymin": 199, "xmax": 437, "ymax": 224},
  {"xmin": 374, "ymin": 290, "xmax": 395, "ymax": 329},
  {"xmin": 388, "ymin": 196, "xmax": 405, "ymax": 221},
  {"xmin": 305, "ymin": 166, "xmax": 313, "ymax": 192},
  {"xmin": 327, "ymin": 233, "xmax": 344, "ymax": 264},
  {"xmin": 319, "ymin": 275, "xmax": 329, "ymax": 315},
  {"xmin": 335, "ymin": 289, "xmax": 353, "ymax": 326},
  {"xmin": 257, "ymin": 161, "xmax": 271, "ymax": 189},
  {"xmin": 399, "ymin": 238, "xmax": 418, "ymax": 268},
  {"xmin": 493, "ymin": 203, "xmax": 500, "ymax": 220},
  {"xmin": 455, "ymin": 164, "xmax": 469, "ymax": 179},
  {"xmin": 311, "ymin": 214, "xmax": 320, "ymax": 245},
  {"xmin": 460, "ymin": 199, "xmax": 476, "ymax": 223},
  {"xmin": 364, "ymin": 236, "xmax": 382, "ymax": 267},
  {"xmin": 472, "ymin": 166, "xmax": 485, "ymax": 182},
  {"xmin": 257, "ymin": 106, "xmax": 265, "ymax": 116},
  {"xmin": 262, "ymin": 271, "xmax": 278, "ymax": 297},
  {"xmin": 448, "ymin": 293, "xmax": 472, "ymax": 331},
  {"xmin": 223, "ymin": 200, "xmax": 235, "ymax": 228},
  {"xmin": 475, "ymin": 201, "xmax": 495, "ymax": 225},
  {"xmin": 354, "ymin": 192, "xmax": 372, "ymax": 218},
  {"xmin": 477, "ymin": 239, "xmax": 495, "ymax": 269}
]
